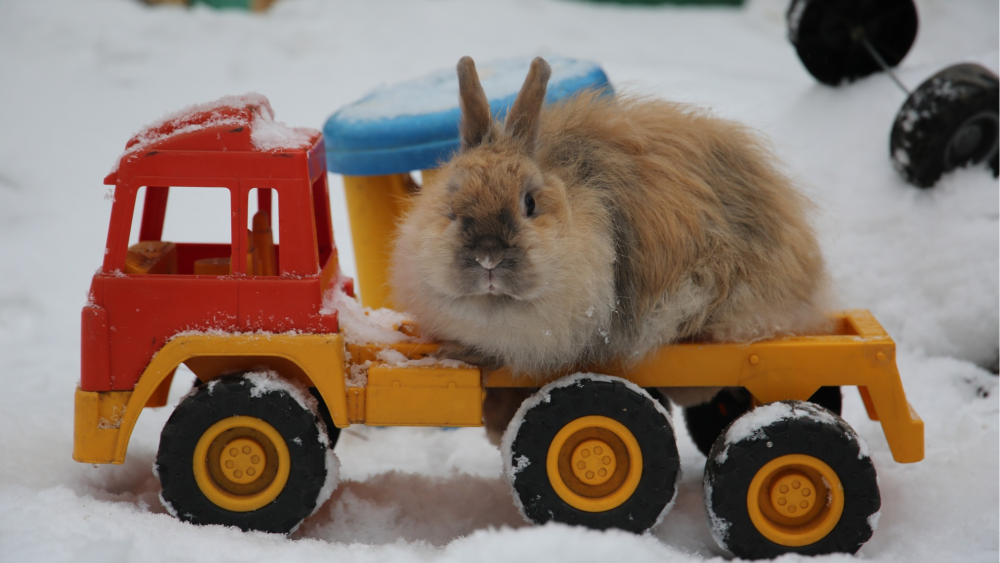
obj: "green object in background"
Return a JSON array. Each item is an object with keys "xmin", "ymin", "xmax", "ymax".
[
  {"xmin": 191, "ymin": 0, "xmax": 277, "ymax": 11},
  {"xmin": 573, "ymin": 0, "xmax": 743, "ymax": 5}
]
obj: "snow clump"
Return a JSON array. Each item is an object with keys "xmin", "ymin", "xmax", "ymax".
[
  {"xmin": 702, "ymin": 480, "xmax": 731, "ymax": 549},
  {"xmin": 715, "ymin": 400, "xmax": 869, "ymax": 464},
  {"xmin": 321, "ymin": 286, "xmax": 413, "ymax": 345}
]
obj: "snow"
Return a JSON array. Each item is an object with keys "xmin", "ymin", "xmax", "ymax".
[
  {"xmin": 322, "ymin": 286, "xmax": 475, "ymax": 385},
  {"xmin": 374, "ymin": 348, "xmax": 471, "ymax": 370},
  {"xmin": 247, "ymin": 107, "xmax": 315, "ymax": 152},
  {"xmin": 344, "ymin": 347, "xmax": 473, "ymax": 388},
  {"xmin": 868, "ymin": 509, "xmax": 882, "ymax": 535},
  {"xmin": 703, "ymin": 481, "xmax": 731, "ymax": 550},
  {"xmin": 714, "ymin": 400, "xmax": 856, "ymax": 464},
  {"xmin": 321, "ymin": 287, "xmax": 413, "ymax": 345},
  {"xmin": 0, "ymin": 0, "xmax": 997, "ymax": 562},
  {"xmin": 346, "ymin": 360, "xmax": 372, "ymax": 388},
  {"xmin": 244, "ymin": 369, "xmax": 317, "ymax": 414}
]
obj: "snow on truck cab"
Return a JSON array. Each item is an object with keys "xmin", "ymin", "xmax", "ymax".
[{"xmin": 74, "ymin": 91, "xmax": 923, "ymax": 560}]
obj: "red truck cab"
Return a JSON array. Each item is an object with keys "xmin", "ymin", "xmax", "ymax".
[{"xmin": 83, "ymin": 95, "xmax": 343, "ymax": 397}]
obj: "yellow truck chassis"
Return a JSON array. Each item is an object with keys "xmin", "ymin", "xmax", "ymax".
[{"xmin": 75, "ymin": 309, "xmax": 922, "ymax": 466}]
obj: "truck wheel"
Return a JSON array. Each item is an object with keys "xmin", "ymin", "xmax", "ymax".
[
  {"xmin": 787, "ymin": 0, "xmax": 918, "ymax": 86},
  {"xmin": 891, "ymin": 63, "xmax": 1000, "ymax": 187},
  {"xmin": 502, "ymin": 374, "xmax": 680, "ymax": 533},
  {"xmin": 684, "ymin": 387, "xmax": 842, "ymax": 457},
  {"xmin": 156, "ymin": 374, "xmax": 338, "ymax": 534},
  {"xmin": 704, "ymin": 401, "xmax": 880, "ymax": 560}
]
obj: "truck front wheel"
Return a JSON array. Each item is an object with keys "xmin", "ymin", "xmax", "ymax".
[
  {"xmin": 502, "ymin": 374, "xmax": 680, "ymax": 533},
  {"xmin": 156, "ymin": 374, "xmax": 338, "ymax": 534}
]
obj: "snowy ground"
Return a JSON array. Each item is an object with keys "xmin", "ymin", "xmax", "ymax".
[{"xmin": 0, "ymin": 0, "xmax": 997, "ymax": 561}]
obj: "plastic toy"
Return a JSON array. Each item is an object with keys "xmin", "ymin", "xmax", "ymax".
[
  {"xmin": 787, "ymin": 0, "xmax": 999, "ymax": 187},
  {"xmin": 75, "ymin": 70, "xmax": 923, "ymax": 558},
  {"xmin": 143, "ymin": 0, "xmax": 279, "ymax": 11}
]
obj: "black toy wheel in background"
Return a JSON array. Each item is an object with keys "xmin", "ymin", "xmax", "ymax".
[
  {"xmin": 683, "ymin": 386, "xmax": 842, "ymax": 457},
  {"xmin": 787, "ymin": 0, "xmax": 918, "ymax": 86},
  {"xmin": 890, "ymin": 63, "xmax": 1000, "ymax": 187},
  {"xmin": 505, "ymin": 377, "xmax": 680, "ymax": 533},
  {"xmin": 704, "ymin": 401, "xmax": 880, "ymax": 559},
  {"xmin": 156, "ymin": 375, "xmax": 331, "ymax": 534}
]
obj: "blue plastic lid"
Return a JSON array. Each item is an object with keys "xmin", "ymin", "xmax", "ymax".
[{"xmin": 324, "ymin": 56, "xmax": 611, "ymax": 176}]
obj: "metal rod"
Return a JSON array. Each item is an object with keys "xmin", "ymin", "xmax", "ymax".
[{"xmin": 860, "ymin": 35, "xmax": 911, "ymax": 95}]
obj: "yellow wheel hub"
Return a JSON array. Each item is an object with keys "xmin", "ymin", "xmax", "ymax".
[
  {"xmin": 219, "ymin": 438, "xmax": 267, "ymax": 484},
  {"xmin": 571, "ymin": 439, "xmax": 617, "ymax": 486},
  {"xmin": 747, "ymin": 454, "xmax": 845, "ymax": 547},
  {"xmin": 769, "ymin": 470, "xmax": 817, "ymax": 519},
  {"xmin": 193, "ymin": 416, "xmax": 291, "ymax": 512},
  {"xmin": 546, "ymin": 415, "xmax": 643, "ymax": 512}
]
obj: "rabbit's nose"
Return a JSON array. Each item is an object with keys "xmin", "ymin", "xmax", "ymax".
[{"xmin": 476, "ymin": 255, "xmax": 501, "ymax": 270}]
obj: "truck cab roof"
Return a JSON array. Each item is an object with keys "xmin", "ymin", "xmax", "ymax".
[{"xmin": 105, "ymin": 93, "xmax": 322, "ymax": 185}]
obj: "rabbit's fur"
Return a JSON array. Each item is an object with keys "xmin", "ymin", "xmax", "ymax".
[{"xmin": 391, "ymin": 57, "xmax": 828, "ymax": 433}]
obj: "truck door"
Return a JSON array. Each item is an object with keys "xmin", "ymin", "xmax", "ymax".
[{"xmin": 101, "ymin": 182, "xmax": 241, "ymax": 390}]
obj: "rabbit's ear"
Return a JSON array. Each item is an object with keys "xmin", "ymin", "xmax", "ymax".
[
  {"xmin": 505, "ymin": 57, "xmax": 551, "ymax": 154},
  {"xmin": 457, "ymin": 56, "xmax": 492, "ymax": 152}
]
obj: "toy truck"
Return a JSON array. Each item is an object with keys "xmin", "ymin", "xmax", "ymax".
[{"xmin": 74, "ymin": 94, "xmax": 923, "ymax": 560}]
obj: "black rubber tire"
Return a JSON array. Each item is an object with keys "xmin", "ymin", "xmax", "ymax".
[
  {"xmin": 309, "ymin": 386, "xmax": 341, "ymax": 449},
  {"xmin": 644, "ymin": 387, "xmax": 673, "ymax": 415},
  {"xmin": 787, "ymin": 0, "xmax": 918, "ymax": 86},
  {"xmin": 187, "ymin": 383, "xmax": 341, "ymax": 450},
  {"xmin": 156, "ymin": 375, "xmax": 330, "ymax": 533},
  {"xmin": 890, "ymin": 63, "xmax": 1000, "ymax": 187},
  {"xmin": 684, "ymin": 386, "xmax": 842, "ymax": 457},
  {"xmin": 704, "ymin": 401, "xmax": 880, "ymax": 559},
  {"xmin": 506, "ymin": 377, "xmax": 680, "ymax": 533}
]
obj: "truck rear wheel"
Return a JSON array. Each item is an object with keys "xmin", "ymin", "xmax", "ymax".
[
  {"xmin": 683, "ymin": 386, "xmax": 842, "ymax": 457},
  {"xmin": 703, "ymin": 401, "xmax": 880, "ymax": 559},
  {"xmin": 502, "ymin": 374, "xmax": 680, "ymax": 533},
  {"xmin": 156, "ymin": 374, "xmax": 337, "ymax": 534}
]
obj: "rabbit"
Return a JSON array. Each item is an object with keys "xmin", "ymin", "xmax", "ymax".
[{"xmin": 390, "ymin": 57, "xmax": 828, "ymax": 443}]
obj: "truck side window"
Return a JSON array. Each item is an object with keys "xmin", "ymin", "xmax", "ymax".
[
  {"xmin": 247, "ymin": 188, "xmax": 279, "ymax": 276},
  {"xmin": 124, "ymin": 186, "xmax": 234, "ymax": 276}
]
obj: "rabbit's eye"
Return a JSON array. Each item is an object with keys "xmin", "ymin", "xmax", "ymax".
[{"xmin": 524, "ymin": 193, "xmax": 536, "ymax": 217}]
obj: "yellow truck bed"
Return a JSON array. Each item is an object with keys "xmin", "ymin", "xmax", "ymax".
[{"xmin": 357, "ymin": 310, "xmax": 923, "ymax": 463}]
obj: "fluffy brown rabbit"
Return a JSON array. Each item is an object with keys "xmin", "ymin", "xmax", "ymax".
[{"xmin": 390, "ymin": 57, "xmax": 827, "ymax": 441}]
